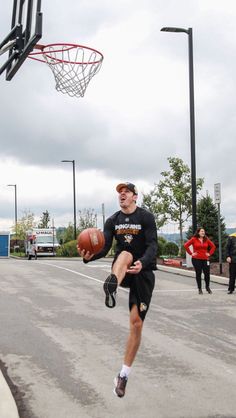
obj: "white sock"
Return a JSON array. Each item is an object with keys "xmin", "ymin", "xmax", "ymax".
[{"xmin": 120, "ymin": 364, "xmax": 131, "ymax": 378}]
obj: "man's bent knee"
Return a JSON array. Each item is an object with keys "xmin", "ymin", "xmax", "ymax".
[
  {"xmin": 112, "ymin": 251, "xmax": 134, "ymax": 285},
  {"xmin": 116, "ymin": 251, "xmax": 133, "ymax": 267}
]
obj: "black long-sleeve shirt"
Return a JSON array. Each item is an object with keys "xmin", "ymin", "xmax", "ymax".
[
  {"xmin": 226, "ymin": 233, "xmax": 236, "ymax": 263},
  {"xmin": 86, "ymin": 206, "xmax": 157, "ymax": 270}
]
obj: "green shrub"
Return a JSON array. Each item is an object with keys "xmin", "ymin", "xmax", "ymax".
[
  {"xmin": 164, "ymin": 241, "xmax": 179, "ymax": 257},
  {"xmin": 157, "ymin": 236, "xmax": 167, "ymax": 257},
  {"xmin": 180, "ymin": 244, "xmax": 186, "ymax": 258},
  {"xmin": 56, "ymin": 240, "xmax": 78, "ymax": 257}
]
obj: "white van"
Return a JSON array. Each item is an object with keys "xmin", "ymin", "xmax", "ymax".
[{"xmin": 25, "ymin": 228, "xmax": 59, "ymax": 259}]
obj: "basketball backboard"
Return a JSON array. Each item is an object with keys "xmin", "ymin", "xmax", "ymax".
[{"xmin": 0, "ymin": 0, "xmax": 42, "ymax": 80}]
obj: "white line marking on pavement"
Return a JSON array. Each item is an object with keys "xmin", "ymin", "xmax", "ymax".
[
  {"xmin": 40, "ymin": 263, "xmax": 226, "ymax": 294},
  {"xmin": 41, "ymin": 262, "xmax": 104, "ymax": 283},
  {"xmin": 87, "ymin": 264, "xmax": 111, "ymax": 268},
  {"xmin": 154, "ymin": 288, "xmax": 226, "ymax": 293},
  {"xmin": 40, "ymin": 262, "xmax": 129, "ymax": 293}
]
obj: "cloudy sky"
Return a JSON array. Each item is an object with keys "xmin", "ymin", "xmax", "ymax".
[{"xmin": 1, "ymin": 0, "xmax": 236, "ymax": 233}]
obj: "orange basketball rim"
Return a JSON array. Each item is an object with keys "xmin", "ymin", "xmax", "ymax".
[{"xmin": 29, "ymin": 43, "xmax": 104, "ymax": 98}]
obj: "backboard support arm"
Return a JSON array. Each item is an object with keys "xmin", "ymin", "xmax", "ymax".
[
  {"xmin": 5, "ymin": 12, "xmax": 42, "ymax": 80},
  {"xmin": 0, "ymin": 0, "xmax": 43, "ymax": 80}
]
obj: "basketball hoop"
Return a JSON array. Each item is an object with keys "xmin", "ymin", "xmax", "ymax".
[{"xmin": 29, "ymin": 43, "xmax": 104, "ymax": 98}]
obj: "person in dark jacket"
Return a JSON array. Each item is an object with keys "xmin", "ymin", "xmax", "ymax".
[
  {"xmin": 226, "ymin": 232, "xmax": 236, "ymax": 294},
  {"xmin": 78, "ymin": 182, "xmax": 157, "ymax": 398},
  {"xmin": 184, "ymin": 227, "xmax": 216, "ymax": 294}
]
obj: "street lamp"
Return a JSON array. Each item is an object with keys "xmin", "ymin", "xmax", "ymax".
[
  {"xmin": 7, "ymin": 184, "xmax": 18, "ymax": 241},
  {"xmin": 61, "ymin": 160, "xmax": 77, "ymax": 240},
  {"xmin": 101, "ymin": 203, "xmax": 105, "ymax": 229},
  {"xmin": 161, "ymin": 26, "xmax": 197, "ymax": 233}
]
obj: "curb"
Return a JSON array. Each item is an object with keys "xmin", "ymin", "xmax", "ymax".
[
  {"xmin": 0, "ymin": 371, "xmax": 19, "ymax": 418},
  {"xmin": 157, "ymin": 264, "xmax": 229, "ymax": 286}
]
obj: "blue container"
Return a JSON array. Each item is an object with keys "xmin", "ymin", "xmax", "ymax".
[{"xmin": 0, "ymin": 232, "xmax": 10, "ymax": 257}]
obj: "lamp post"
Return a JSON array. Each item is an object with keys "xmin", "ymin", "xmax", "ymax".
[
  {"xmin": 61, "ymin": 160, "xmax": 77, "ymax": 240},
  {"xmin": 7, "ymin": 184, "xmax": 18, "ymax": 241},
  {"xmin": 161, "ymin": 27, "xmax": 197, "ymax": 233},
  {"xmin": 101, "ymin": 203, "xmax": 105, "ymax": 229}
]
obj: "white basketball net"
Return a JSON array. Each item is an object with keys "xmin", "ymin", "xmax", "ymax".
[{"xmin": 41, "ymin": 44, "xmax": 103, "ymax": 98}]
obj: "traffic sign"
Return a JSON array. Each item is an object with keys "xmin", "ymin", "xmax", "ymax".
[{"xmin": 214, "ymin": 183, "xmax": 221, "ymax": 204}]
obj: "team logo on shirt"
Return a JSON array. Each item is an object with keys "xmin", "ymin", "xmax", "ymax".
[
  {"xmin": 140, "ymin": 303, "xmax": 147, "ymax": 312},
  {"xmin": 115, "ymin": 223, "xmax": 142, "ymax": 235},
  {"xmin": 124, "ymin": 234, "xmax": 133, "ymax": 244}
]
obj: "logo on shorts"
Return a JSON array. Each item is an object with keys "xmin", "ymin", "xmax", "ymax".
[{"xmin": 140, "ymin": 303, "xmax": 147, "ymax": 312}]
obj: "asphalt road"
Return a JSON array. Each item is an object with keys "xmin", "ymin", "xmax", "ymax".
[{"xmin": 0, "ymin": 257, "xmax": 236, "ymax": 418}]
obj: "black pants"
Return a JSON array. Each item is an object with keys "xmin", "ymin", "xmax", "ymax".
[
  {"xmin": 228, "ymin": 263, "xmax": 236, "ymax": 291},
  {"xmin": 192, "ymin": 258, "xmax": 210, "ymax": 290}
]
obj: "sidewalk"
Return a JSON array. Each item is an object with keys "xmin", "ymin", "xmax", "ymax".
[
  {"xmin": 0, "ymin": 371, "xmax": 19, "ymax": 418},
  {"xmin": 157, "ymin": 264, "xmax": 229, "ymax": 286}
]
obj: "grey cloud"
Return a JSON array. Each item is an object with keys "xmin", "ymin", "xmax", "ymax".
[{"xmin": 1, "ymin": 0, "xmax": 236, "ymax": 228}]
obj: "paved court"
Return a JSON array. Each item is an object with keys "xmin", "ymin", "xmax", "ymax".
[{"xmin": 0, "ymin": 258, "xmax": 235, "ymax": 418}]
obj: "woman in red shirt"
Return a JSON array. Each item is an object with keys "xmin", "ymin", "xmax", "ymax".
[{"xmin": 184, "ymin": 227, "xmax": 216, "ymax": 294}]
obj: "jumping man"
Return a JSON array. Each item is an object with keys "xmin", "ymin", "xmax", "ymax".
[{"xmin": 78, "ymin": 182, "xmax": 157, "ymax": 398}]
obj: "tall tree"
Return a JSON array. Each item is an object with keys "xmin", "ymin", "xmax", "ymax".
[
  {"xmin": 142, "ymin": 189, "xmax": 168, "ymax": 230},
  {"xmin": 78, "ymin": 208, "xmax": 97, "ymax": 231},
  {"xmin": 63, "ymin": 223, "xmax": 75, "ymax": 243},
  {"xmin": 11, "ymin": 210, "xmax": 36, "ymax": 240},
  {"xmin": 38, "ymin": 210, "xmax": 50, "ymax": 228},
  {"xmin": 144, "ymin": 157, "xmax": 204, "ymax": 247}
]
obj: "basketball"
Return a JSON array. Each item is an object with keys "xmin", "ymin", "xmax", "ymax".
[{"xmin": 77, "ymin": 228, "xmax": 105, "ymax": 255}]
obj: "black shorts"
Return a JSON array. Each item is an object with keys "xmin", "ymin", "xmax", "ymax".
[{"xmin": 120, "ymin": 270, "xmax": 155, "ymax": 321}]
